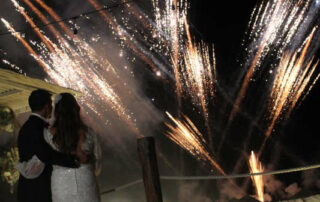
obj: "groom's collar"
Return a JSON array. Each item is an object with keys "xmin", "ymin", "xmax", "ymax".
[{"xmin": 30, "ymin": 113, "xmax": 47, "ymax": 123}]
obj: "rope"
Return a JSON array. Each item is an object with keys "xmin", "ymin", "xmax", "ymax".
[
  {"xmin": 0, "ymin": 0, "xmax": 134, "ymax": 36},
  {"xmin": 100, "ymin": 179, "xmax": 143, "ymax": 195},
  {"xmin": 100, "ymin": 163, "xmax": 320, "ymax": 195},
  {"xmin": 161, "ymin": 163, "xmax": 320, "ymax": 180}
]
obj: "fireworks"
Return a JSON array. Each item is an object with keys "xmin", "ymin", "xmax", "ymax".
[
  {"xmin": 152, "ymin": 0, "xmax": 189, "ymax": 109},
  {"xmin": 228, "ymin": 0, "xmax": 316, "ymax": 124},
  {"xmin": 249, "ymin": 151, "xmax": 264, "ymax": 202},
  {"xmin": 165, "ymin": 112, "xmax": 225, "ymax": 175},
  {"xmin": 266, "ymin": 27, "xmax": 320, "ymax": 137},
  {"xmin": 151, "ymin": 0, "xmax": 216, "ymax": 140},
  {"xmin": 1, "ymin": 0, "xmax": 320, "ymax": 199},
  {"xmin": 152, "ymin": 0, "xmax": 188, "ymax": 58}
]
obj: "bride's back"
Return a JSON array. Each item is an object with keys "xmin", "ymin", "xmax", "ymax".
[{"xmin": 45, "ymin": 93, "xmax": 101, "ymax": 202}]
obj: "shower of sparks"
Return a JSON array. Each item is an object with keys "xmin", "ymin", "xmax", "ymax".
[
  {"xmin": 249, "ymin": 151, "xmax": 264, "ymax": 202},
  {"xmin": 266, "ymin": 27, "xmax": 320, "ymax": 137},
  {"xmin": 10, "ymin": 0, "xmax": 55, "ymax": 53},
  {"xmin": 165, "ymin": 112, "xmax": 225, "ymax": 175},
  {"xmin": 228, "ymin": 0, "xmax": 315, "ymax": 124},
  {"xmin": 152, "ymin": 0, "xmax": 188, "ymax": 59},
  {"xmin": 3, "ymin": 0, "xmax": 144, "ymax": 138},
  {"xmin": 151, "ymin": 0, "xmax": 216, "ymax": 123}
]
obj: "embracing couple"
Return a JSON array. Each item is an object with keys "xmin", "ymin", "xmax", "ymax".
[{"xmin": 16, "ymin": 89, "xmax": 101, "ymax": 202}]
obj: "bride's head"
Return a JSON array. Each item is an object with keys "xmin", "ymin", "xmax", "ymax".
[{"xmin": 52, "ymin": 93, "xmax": 87, "ymax": 154}]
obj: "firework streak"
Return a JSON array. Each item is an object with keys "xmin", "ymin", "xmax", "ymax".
[
  {"xmin": 266, "ymin": 27, "xmax": 319, "ymax": 137},
  {"xmin": 165, "ymin": 112, "xmax": 225, "ymax": 175}
]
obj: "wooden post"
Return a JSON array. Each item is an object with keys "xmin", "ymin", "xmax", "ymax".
[{"xmin": 137, "ymin": 137, "xmax": 163, "ymax": 202}]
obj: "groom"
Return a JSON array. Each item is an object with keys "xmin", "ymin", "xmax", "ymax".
[{"xmin": 17, "ymin": 89, "xmax": 80, "ymax": 202}]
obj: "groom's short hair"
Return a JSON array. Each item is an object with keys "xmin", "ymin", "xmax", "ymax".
[{"xmin": 28, "ymin": 89, "xmax": 52, "ymax": 112}]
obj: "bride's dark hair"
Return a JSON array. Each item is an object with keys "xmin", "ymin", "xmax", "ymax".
[{"xmin": 53, "ymin": 93, "xmax": 87, "ymax": 154}]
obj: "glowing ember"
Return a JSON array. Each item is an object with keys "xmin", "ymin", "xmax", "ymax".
[{"xmin": 249, "ymin": 151, "xmax": 264, "ymax": 202}]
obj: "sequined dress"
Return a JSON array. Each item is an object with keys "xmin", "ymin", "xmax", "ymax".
[{"xmin": 44, "ymin": 128, "xmax": 101, "ymax": 202}]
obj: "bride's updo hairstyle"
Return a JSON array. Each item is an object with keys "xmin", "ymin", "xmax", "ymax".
[{"xmin": 53, "ymin": 93, "xmax": 87, "ymax": 154}]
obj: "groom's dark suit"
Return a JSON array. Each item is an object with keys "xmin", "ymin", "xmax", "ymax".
[{"xmin": 17, "ymin": 115, "xmax": 78, "ymax": 202}]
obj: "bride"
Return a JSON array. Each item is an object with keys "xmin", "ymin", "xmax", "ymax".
[{"xmin": 45, "ymin": 93, "xmax": 101, "ymax": 202}]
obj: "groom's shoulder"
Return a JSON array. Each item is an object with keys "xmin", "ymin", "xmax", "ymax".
[{"xmin": 19, "ymin": 116, "xmax": 44, "ymax": 134}]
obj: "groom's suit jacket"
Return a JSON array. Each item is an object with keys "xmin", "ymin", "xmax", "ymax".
[{"xmin": 17, "ymin": 115, "xmax": 78, "ymax": 202}]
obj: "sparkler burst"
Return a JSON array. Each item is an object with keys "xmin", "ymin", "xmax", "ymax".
[
  {"xmin": 165, "ymin": 112, "xmax": 225, "ymax": 175},
  {"xmin": 249, "ymin": 151, "xmax": 264, "ymax": 202}
]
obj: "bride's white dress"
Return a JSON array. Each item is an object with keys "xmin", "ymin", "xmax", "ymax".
[{"xmin": 44, "ymin": 128, "xmax": 101, "ymax": 202}]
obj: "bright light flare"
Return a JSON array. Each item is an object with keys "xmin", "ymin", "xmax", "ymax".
[{"xmin": 249, "ymin": 151, "xmax": 264, "ymax": 202}]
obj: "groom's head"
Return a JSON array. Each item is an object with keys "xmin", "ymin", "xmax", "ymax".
[{"xmin": 28, "ymin": 89, "xmax": 52, "ymax": 118}]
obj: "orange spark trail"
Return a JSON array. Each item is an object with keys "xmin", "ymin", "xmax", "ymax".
[
  {"xmin": 22, "ymin": 0, "xmax": 62, "ymax": 41},
  {"xmin": 34, "ymin": 0, "xmax": 73, "ymax": 38},
  {"xmin": 173, "ymin": 0, "xmax": 182, "ymax": 110},
  {"xmin": 228, "ymin": 46, "xmax": 263, "ymax": 123},
  {"xmin": 1, "ymin": 18, "xmax": 49, "ymax": 72},
  {"xmin": 10, "ymin": 0, "xmax": 55, "ymax": 52}
]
